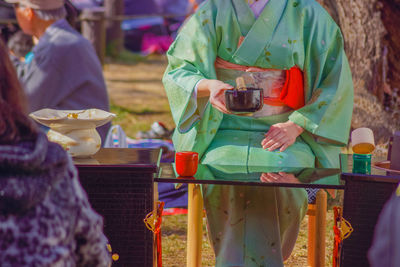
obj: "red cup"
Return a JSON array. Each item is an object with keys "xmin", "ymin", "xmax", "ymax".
[{"xmin": 175, "ymin": 151, "xmax": 199, "ymax": 177}]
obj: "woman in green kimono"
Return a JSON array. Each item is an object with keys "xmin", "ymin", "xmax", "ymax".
[{"xmin": 163, "ymin": 0, "xmax": 353, "ymax": 265}]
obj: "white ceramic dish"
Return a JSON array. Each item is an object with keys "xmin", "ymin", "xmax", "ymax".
[
  {"xmin": 30, "ymin": 108, "xmax": 115, "ymax": 128},
  {"xmin": 30, "ymin": 108, "xmax": 115, "ymax": 158}
]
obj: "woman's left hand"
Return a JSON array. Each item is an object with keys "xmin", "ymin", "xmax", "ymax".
[{"xmin": 261, "ymin": 121, "xmax": 304, "ymax": 152}]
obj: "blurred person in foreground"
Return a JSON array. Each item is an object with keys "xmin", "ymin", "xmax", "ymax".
[
  {"xmin": 6, "ymin": 0, "xmax": 110, "ymax": 142},
  {"xmin": 163, "ymin": 0, "xmax": 353, "ymax": 265},
  {"xmin": 368, "ymin": 185, "xmax": 400, "ymax": 267},
  {"xmin": 0, "ymin": 38, "xmax": 111, "ymax": 266}
]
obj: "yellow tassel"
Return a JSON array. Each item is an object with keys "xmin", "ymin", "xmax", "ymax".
[
  {"xmin": 112, "ymin": 254, "xmax": 120, "ymax": 261},
  {"xmin": 143, "ymin": 201, "xmax": 163, "ymax": 233},
  {"xmin": 144, "ymin": 209, "xmax": 158, "ymax": 232},
  {"xmin": 340, "ymin": 217, "xmax": 354, "ymax": 240},
  {"xmin": 106, "ymin": 244, "xmax": 119, "ymax": 261}
]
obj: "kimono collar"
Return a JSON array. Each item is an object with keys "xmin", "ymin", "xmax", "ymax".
[{"xmin": 231, "ymin": 0, "xmax": 288, "ymax": 66}]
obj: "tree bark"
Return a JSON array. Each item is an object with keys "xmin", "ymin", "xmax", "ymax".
[
  {"xmin": 317, "ymin": 0, "xmax": 399, "ymax": 148},
  {"xmin": 380, "ymin": 0, "xmax": 400, "ymax": 112}
]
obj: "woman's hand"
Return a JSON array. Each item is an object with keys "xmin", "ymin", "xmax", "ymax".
[
  {"xmin": 197, "ymin": 79, "xmax": 233, "ymax": 114},
  {"xmin": 260, "ymin": 172, "xmax": 300, "ymax": 183},
  {"xmin": 261, "ymin": 121, "xmax": 304, "ymax": 152}
]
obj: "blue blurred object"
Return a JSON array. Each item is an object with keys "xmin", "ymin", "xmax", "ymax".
[
  {"xmin": 158, "ymin": 183, "xmax": 188, "ymax": 208},
  {"xmin": 25, "ymin": 51, "xmax": 34, "ymax": 63},
  {"xmin": 38, "ymin": 124, "xmax": 50, "ymax": 134},
  {"xmin": 121, "ymin": 16, "xmax": 164, "ymax": 31},
  {"xmin": 124, "ymin": 0, "xmax": 160, "ymax": 15}
]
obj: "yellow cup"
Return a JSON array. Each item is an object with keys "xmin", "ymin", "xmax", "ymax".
[{"xmin": 351, "ymin": 127, "xmax": 375, "ymax": 154}]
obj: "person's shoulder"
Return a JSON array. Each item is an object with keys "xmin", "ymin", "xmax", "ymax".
[
  {"xmin": 42, "ymin": 27, "xmax": 95, "ymax": 65},
  {"xmin": 293, "ymin": 0, "xmax": 327, "ymax": 11},
  {"xmin": 293, "ymin": 0, "xmax": 343, "ymax": 48},
  {"xmin": 52, "ymin": 30, "xmax": 90, "ymax": 51},
  {"xmin": 46, "ymin": 21, "xmax": 91, "ymax": 52},
  {"xmin": 193, "ymin": 0, "xmax": 218, "ymax": 16},
  {"xmin": 293, "ymin": 0, "xmax": 337, "ymax": 25}
]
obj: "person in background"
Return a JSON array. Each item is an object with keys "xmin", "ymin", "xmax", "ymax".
[
  {"xmin": 0, "ymin": 37, "xmax": 111, "ymax": 266},
  {"xmin": 7, "ymin": 30, "xmax": 34, "ymax": 62},
  {"xmin": 0, "ymin": 1, "xmax": 18, "ymax": 43},
  {"xmin": 155, "ymin": 0, "xmax": 205, "ymax": 38},
  {"xmin": 163, "ymin": 0, "xmax": 353, "ymax": 265},
  {"xmin": 6, "ymin": 0, "xmax": 110, "ymax": 142}
]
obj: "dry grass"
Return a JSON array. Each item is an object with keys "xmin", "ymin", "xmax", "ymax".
[
  {"xmin": 161, "ymin": 210, "xmax": 335, "ymax": 267},
  {"xmin": 104, "ymin": 54, "xmax": 175, "ymax": 137}
]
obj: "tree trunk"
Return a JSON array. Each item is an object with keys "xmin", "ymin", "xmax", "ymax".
[
  {"xmin": 380, "ymin": 0, "xmax": 400, "ymax": 113},
  {"xmin": 317, "ymin": 0, "xmax": 399, "ymax": 148},
  {"xmin": 104, "ymin": 0, "xmax": 124, "ymax": 57},
  {"xmin": 81, "ymin": 7, "xmax": 106, "ymax": 65}
]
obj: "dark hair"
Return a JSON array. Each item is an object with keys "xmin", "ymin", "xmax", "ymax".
[
  {"xmin": 65, "ymin": 0, "xmax": 78, "ymax": 28},
  {"xmin": 0, "ymin": 38, "xmax": 37, "ymax": 144},
  {"xmin": 7, "ymin": 31, "xmax": 34, "ymax": 58}
]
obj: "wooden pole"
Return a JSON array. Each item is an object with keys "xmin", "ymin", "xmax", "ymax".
[
  {"xmin": 307, "ymin": 204, "xmax": 316, "ymax": 267},
  {"xmin": 80, "ymin": 7, "xmax": 106, "ymax": 65},
  {"xmin": 104, "ymin": 0, "xmax": 124, "ymax": 57},
  {"xmin": 187, "ymin": 184, "xmax": 203, "ymax": 267},
  {"xmin": 314, "ymin": 190, "xmax": 327, "ymax": 267},
  {"xmin": 153, "ymin": 182, "xmax": 159, "ymax": 267}
]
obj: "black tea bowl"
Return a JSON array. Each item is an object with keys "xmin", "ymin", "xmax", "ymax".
[{"xmin": 225, "ymin": 88, "xmax": 264, "ymax": 112}]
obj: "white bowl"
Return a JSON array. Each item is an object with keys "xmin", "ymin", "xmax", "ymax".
[
  {"xmin": 30, "ymin": 108, "xmax": 115, "ymax": 128},
  {"xmin": 30, "ymin": 108, "xmax": 115, "ymax": 157}
]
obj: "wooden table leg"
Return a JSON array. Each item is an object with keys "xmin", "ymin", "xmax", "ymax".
[
  {"xmin": 187, "ymin": 184, "xmax": 203, "ymax": 267},
  {"xmin": 153, "ymin": 182, "xmax": 159, "ymax": 267},
  {"xmin": 307, "ymin": 204, "xmax": 316, "ymax": 267},
  {"xmin": 314, "ymin": 190, "xmax": 327, "ymax": 267}
]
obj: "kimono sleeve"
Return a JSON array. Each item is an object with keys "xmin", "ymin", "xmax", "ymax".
[
  {"xmin": 289, "ymin": 14, "xmax": 354, "ymax": 146},
  {"xmin": 163, "ymin": 3, "xmax": 218, "ymax": 133}
]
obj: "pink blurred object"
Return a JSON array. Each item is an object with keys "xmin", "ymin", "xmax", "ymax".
[{"xmin": 141, "ymin": 33, "xmax": 173, "ymax": 55}]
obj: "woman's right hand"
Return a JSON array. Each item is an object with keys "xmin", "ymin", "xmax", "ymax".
[
  {"xmin": 260, "ymin": 172, "xmax": 300, "ymax": 184},
  {"xmin": 197, "ymin": 79, "xmax": 233, "ymax": 114}
]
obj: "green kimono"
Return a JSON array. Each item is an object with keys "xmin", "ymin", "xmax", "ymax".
[{"xmin": 163, "ymin": 0, "xmax": 353, "ymax": 265}]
